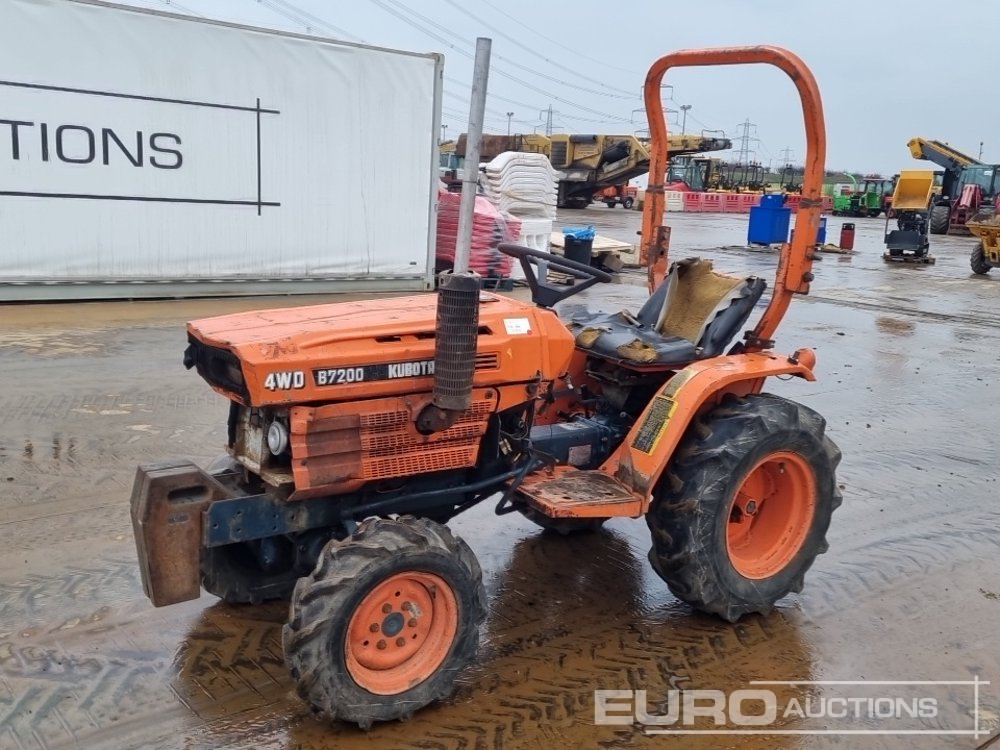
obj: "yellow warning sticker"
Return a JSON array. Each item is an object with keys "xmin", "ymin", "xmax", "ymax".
[{"xmin": 631, "ymin": 395, "xmax": 677, "ymax": 454}]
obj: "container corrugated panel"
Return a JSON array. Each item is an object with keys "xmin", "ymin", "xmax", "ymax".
[{"xmin": 0, "ymin": 0, "xmax": 442, "ymax": 300}]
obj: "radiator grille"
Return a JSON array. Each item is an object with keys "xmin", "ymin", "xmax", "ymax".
[
  {"xmin": 550, "ymin": 141, "xmax": 568, "ymax": 167},
  {"xmin": 293, "ymin": 397, "xmax": 495, "ymax": 490},
  {"xmin": 475, "ymin": 352, "xmax": 500, "ymax": 370}
]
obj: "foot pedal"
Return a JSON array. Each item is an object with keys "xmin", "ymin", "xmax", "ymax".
[{"xmin": 515, "ymin": 469, "xmax": 643, "ymax": 519}]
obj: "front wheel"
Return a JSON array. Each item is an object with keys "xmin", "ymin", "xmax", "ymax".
[
  {"xmin": 929, "ymin": 204, "xmax": 950, "ymax": 234},
  {"xmin": 622, "ymin": 196, "xmax": 635, "ymax": 209},
  {"xmin": 971, "ymin": 241, "xmax": 992, "ymax": 275},
  {"xmin": 646, "ymin": 394, "xmax": 842, "ymax": 622},
  {"xmin": 283, "ymin": 517, "xmax": 486, "ymax": 728}
]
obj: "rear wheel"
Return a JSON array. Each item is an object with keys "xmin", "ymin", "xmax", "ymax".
[
  {"xmin": 646, "ymin": 394, "xmax": 841, "ymax": 622},
  {"xmin": 867, "ymin": 208, "xmax": 881, "ymax": 218},
  {"xmin": 283, "ymin": 517, "xmax": 486, "ymax": 728},
  {"xmin": 929, "ymin": 204, "xmax": 950, "ymax": 234},
  {"xmin": 971, "ymin": 241, "xmax": 992, "ymax": 275}
]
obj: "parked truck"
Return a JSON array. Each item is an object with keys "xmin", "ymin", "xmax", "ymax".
[{"xmin": 1, "ymin": 0, "xmax": 444, "ymax": 301}]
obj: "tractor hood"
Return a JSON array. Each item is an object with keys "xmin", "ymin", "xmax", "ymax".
[{"xmin": 184, "ymin": 293, "xmax": 576, "ymax": 406}]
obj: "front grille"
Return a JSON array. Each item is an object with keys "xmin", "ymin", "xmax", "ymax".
[
  {"xmin": 550, "ymin": 141, "xmax": 568, "ymax": 167},
  {"xmin": 293, "ymin": 398, "xmax": 495, "ymax": 491},
  {"xmin": 475, "ymin": 352, "xmax": 500, "ymax": 370}
]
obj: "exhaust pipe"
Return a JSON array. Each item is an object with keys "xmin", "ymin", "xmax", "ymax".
[
  {"xmin": 418, "ymin": 271, "xmax": 480, "ymax": 433},
  {"xmin": 419, "ymin": 37, "xmax": 491, "ymax": 434}
]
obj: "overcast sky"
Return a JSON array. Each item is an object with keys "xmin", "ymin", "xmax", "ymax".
[{"xmin": 124, "ymin": 0, "xmax": 994, "ymax": 174}]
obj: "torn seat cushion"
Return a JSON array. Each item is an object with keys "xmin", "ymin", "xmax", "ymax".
[{"xmin": 568, "ymin": 258, "xmax": 766, "ymax": 365}]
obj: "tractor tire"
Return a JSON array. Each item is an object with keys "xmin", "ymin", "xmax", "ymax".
[
  {"xmin": 283, "ymin": 516, "xmax": 486, "ymax": 728},
  {"xmin": 646, "ymin": 393, "xmax": 842, "ymax": 623},
  {"xmin": 971, "ymin": 241, "xmax": 992, "ymax": 275},
  {"xmin": 929, "ymin": 204, "xmax": 950, "ymax": 235},
  {"xmin": 519, "ymin": 507, "xmax": 607, "ymax": 535},
  {"xmin": 622, "ymin": 196, "xmax": 635, "ymax": 209},
  {"xmin": 201, "ymin": 540, "xmax": 303, "ymax": 604},
  {"xmin": 604, "ymin": 200, "xmax": 616, "ymax": 208},
  {"xmin": 867, "ymin": 208, "xmax": 881, "ymax": 218}
]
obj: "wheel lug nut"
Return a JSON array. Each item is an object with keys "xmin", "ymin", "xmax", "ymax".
[
  {"xmin": 381, "ymin": 603, "xmax": 392, "ymax": 614},
  {"xmin": 408, "ymin": 618, "xmax": 417, "ymax": 628},
  {"xmin": 377, "ymin": 639, "xmax": 387, "ymax": 650},
  {"xmin": 396, "ymin": 637, "xmax": 406, "ymax": 647},
  {"xmin": 745, "ymin": 501, "xmax": 757, "ymax": 515},
  {"xmin": 369, "ymin": 623, "xmax": 380, "ymax": 633}
]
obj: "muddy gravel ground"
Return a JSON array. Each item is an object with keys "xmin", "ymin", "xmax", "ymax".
[{"xmin": 1, "ymin": 210, "xmax": 999, "ymax": 749}]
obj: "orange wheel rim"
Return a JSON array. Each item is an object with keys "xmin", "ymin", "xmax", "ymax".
[
  {"xmin": 726, "ymin": 451, "xmax": 816, "ymax": 580},
  {"xmin": 345, "ymin": 571, "xmax": 458, "ymax": 695}
]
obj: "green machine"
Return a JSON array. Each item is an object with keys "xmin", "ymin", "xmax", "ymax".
[{"xmin": 834, "ymin": 176, "xmax": 895, "ymax": 217}]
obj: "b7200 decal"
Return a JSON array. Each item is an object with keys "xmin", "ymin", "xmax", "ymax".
[{"xmin": 314, "ymin": 367, "xmax": 365, "ymax": 386}]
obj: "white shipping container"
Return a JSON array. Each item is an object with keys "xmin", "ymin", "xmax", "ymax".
[{"xmin": 0, "ymin": 0, "xmax": 443, "ymax": 300}]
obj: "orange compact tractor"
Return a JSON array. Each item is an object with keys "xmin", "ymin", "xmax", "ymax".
[{"xmin": 132, "ymin": 46, "xmax": 840, "ymax": 728}]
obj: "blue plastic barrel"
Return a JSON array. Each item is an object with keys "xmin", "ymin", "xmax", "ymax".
[{"xmin": 747, "ymin": 194, "xmax": 791, "ymax": 246}]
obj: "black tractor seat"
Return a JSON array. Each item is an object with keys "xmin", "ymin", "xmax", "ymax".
[{"xmin": 567, "ymin": 258, "xmax": 766, "ymax": 367}]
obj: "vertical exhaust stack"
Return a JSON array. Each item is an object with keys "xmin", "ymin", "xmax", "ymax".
[
  {"xmin": 424, "ymin": 271, "xmax": 480, "ymax": 429},
  {"xmin": 420, "ymin": 37, "xmax": 491, "ymax": 434}
]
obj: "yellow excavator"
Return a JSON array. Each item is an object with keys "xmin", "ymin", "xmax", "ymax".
[{"xmin": 449, "ymin": 132, "xmax": 731, "ymax": 208}]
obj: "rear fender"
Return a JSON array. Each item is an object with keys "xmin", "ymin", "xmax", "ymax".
[
  {"xmin": 130, "ymin": 461, "xmax": 231, "ymax": 606},
  {"xmin": 606, "ymin": 350, "xmax": 816, "ymax": 507}
]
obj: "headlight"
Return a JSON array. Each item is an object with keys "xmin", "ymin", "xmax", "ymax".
[{"xmin": 267, "ymin": 421, "xmax": 289, "ymax": 455}]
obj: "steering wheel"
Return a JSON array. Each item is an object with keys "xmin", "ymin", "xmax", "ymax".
[{"xmin": 498, "ymin": 243, "xmax": 613, "ymax": 308}]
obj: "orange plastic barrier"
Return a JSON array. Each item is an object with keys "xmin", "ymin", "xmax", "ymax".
[
  {"xmin": 683, "ymin": 191, "xmax": 704, "ymax": 212},
  {"xmin": 722, "ymin": 194, "xmax": 743, "ymax": 213},
  {"xmin": 701, "ymin": 193, "xmax": 723, "ymax": 213}
]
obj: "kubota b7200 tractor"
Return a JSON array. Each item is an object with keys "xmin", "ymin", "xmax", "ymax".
[{"xmin": 132, "ymin": 46, "xmax": 840, "ymax": 728}]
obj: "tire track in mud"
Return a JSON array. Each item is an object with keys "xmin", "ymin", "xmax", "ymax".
[
  {"xmin": 0, "ymin": 602, "xmax": 290, "ymax": 750},
  {"xmin": 0, "ymin": 507, "xmax": 132, "ymax": 557},
  {"xmin": 0, "ymin": 390, "xmax": 226, "ymax": 530},
  {"xmin": 0, "ymin": 556, "xmax": 142, "ymax": 632},
  {"xmin": 3, "ymin": 503, "xmax": 1000, "ymax": 749}
]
